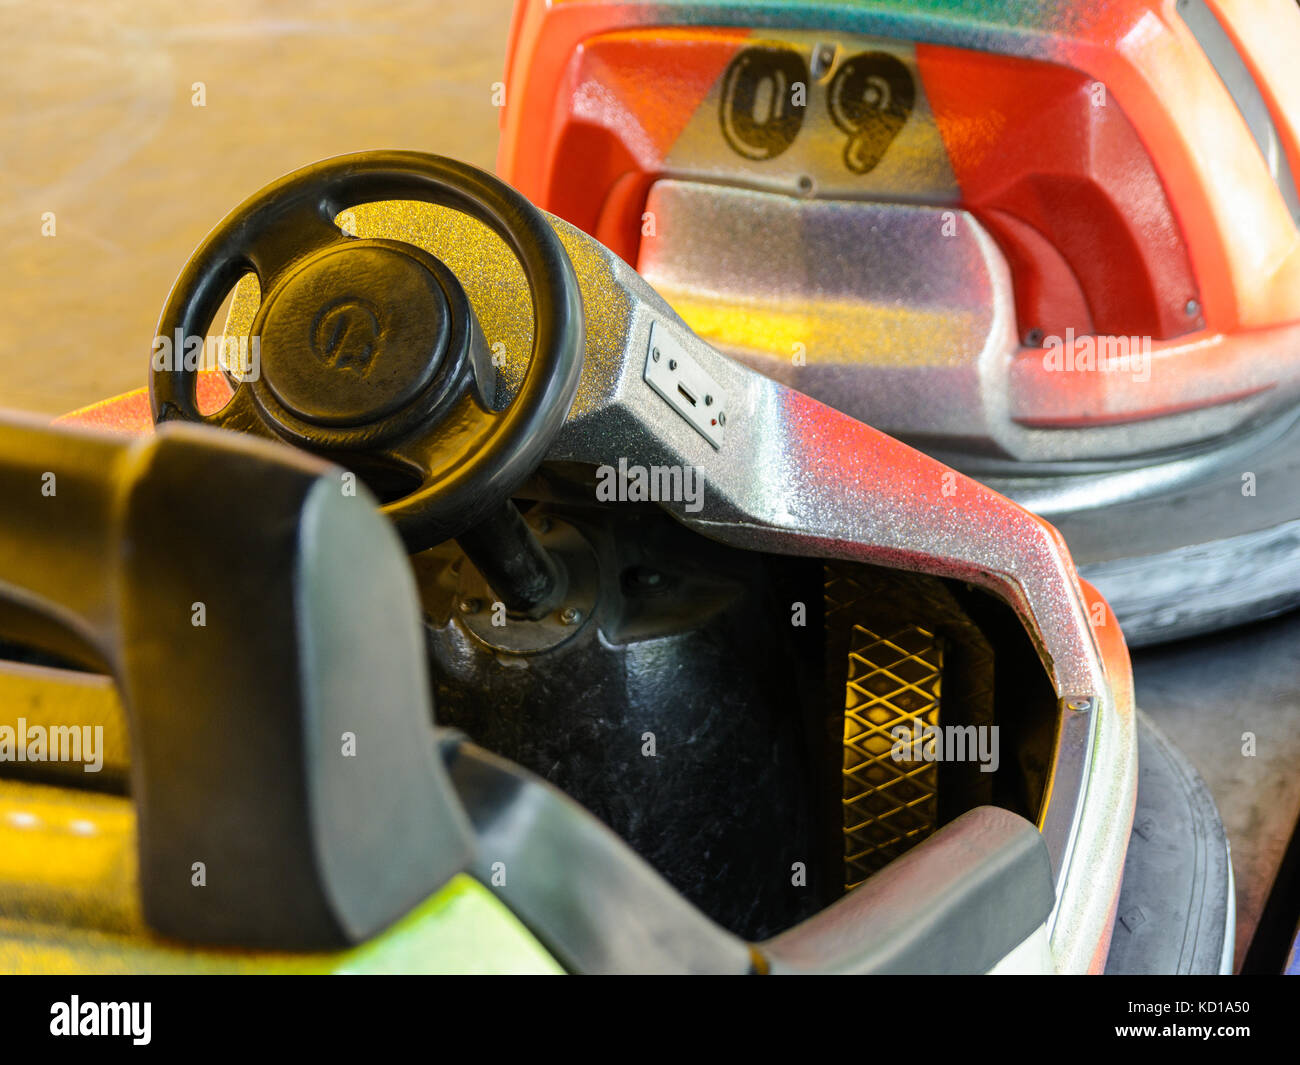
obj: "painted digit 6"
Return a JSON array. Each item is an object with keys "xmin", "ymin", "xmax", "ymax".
[{"xmin": 719, "ymin": 47, "xmax": 809, "ymax": 161}]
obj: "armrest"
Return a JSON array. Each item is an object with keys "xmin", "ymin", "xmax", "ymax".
[{"xmin": 761, "ymin": 806, "xmax": 1055, "ymax": 974}]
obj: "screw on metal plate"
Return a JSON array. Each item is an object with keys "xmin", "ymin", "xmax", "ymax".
[
  {"xmin": 810, "ymin": 42, "xmax": 837, "ymax": 80},
  {"xmin": 652, "ymin": 347, "xmax": 660, "ymax": 362},
  {"xmin": 560, "ymin": 606, "xmax": 582, "ymax": 626},
  {"xmin": 1065, "ymin": 696, "xmax": 1093, "ymax": 713},
  {"xmin": 458, "ymin": 597, "xmax": 481, "ymax": 615},
  {"xmin": 1185, "ymin": 298, "xmax": 1200, "ymax": 317}
]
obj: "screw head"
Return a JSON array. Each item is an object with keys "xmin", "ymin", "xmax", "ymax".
[
  {"xmin": 559, "ymin": 606, "xmax": 582, "ymax": 626},
  {"xmin": 717, "ymin": 411, "xmax": 727, "ymax": 426},
  {"xmin": 1065, "ymin": 696, "xmax": 1093, "ymax": 713},
  {"xmin": 458, "ymin": 597, "xmax": 481, "ymax": 615},
  {"xmin": 652, "ymin": 347, "xmax": 660, "ymax": 362},
  {"xmin": 1185, "ymin": 298, "xmax": 1200, "ymax": 317},
  {"xmin": 668, "ymin": 359, "xmax": 677, "ymax": 371},
  {"xmin": 811, "ymin": 43, "xmax": 836, "ymax": 79}
]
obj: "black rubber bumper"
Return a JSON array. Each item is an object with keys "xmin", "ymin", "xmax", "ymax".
[
  {"xmin": 979, "ymin": 408, "xmax": 1300, "ymax": 647},
  {"xmin": 1104, "ymin": 711, "xmax": 1235, "ymax": 975}
]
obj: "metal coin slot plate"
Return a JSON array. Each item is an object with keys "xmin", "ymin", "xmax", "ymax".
[{"xmin": 643, "ymin": 321, "xmax": 726, "ymax": 449}]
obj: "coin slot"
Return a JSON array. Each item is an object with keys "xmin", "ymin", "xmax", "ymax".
[{"xmin": 643, "ymin": 320, "xmax": 726, "ymax": 449}]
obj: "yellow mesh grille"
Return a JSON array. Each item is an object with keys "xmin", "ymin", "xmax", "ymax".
[{"xmin": 841, "ymin": 623, "xmax": 942, "ymax": 890}]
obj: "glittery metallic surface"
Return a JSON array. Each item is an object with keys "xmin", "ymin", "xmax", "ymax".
[
  {"xmin": 1053, "ymin": 582, "xmax": 1136, "ymax": 974},
  {"xmin": 638, "ymin": 181, "xmax": 1009, "ymax": 443},
  {"xmin": 635, "ymin": 182, "xmax": 1300, "ymax": 462}
]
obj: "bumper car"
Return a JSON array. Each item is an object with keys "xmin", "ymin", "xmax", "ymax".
[
  {"xmin": 496, "ymin": 0, "xmax": 1300, "ymax": 645},
  {"xmin": 0, "ymin": 152, "xmax": 1231, "ymax": 973}
]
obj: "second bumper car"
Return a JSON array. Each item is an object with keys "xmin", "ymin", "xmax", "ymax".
[{"xmin": 495, "ymin": 0, "xmax": 1300, "ymax": 645}]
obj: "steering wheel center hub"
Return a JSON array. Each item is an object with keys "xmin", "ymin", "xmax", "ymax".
[{"xmin": 256, "ymin": 241, "xmax": 451, "ymax": 426}]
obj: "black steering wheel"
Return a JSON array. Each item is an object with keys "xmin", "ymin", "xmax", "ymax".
[{"xmin": 150, "ymin": 151, "xmax": 585, "ymax": 551}]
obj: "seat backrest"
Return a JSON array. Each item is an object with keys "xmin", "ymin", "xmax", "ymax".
[{"xmin": 0, "ymin": 414, "xmax": 471, "ymax": 950}]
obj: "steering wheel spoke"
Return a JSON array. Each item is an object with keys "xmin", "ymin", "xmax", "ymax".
[
  {"xmin": 374, "ymin": 393, "xmax": 501, "ymax": 542},
  {"xmin": 197, "ymin": 386, "xmax": 279, "ymax": 438},
  {"xmin": 245, "ymin": 202, "xmax": 349, "ymax": 295},
  {"xmin": 384, "ymin": 390, "xmax": 496, "ymax": 469}
]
